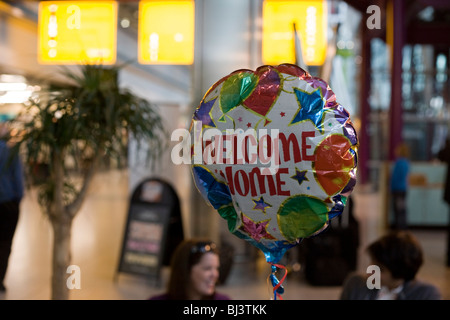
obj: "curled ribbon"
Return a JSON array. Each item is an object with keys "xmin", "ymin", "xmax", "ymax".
[{"xmin": 267, "ymin": 263, "xmax": 287, "ymax": 300}]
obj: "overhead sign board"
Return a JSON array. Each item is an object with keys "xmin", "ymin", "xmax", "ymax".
[
  {"xmin": 262, "ymin": 0, "xmax": 327, "ymax": 66},
  {"xmin": 138, "ymin": 0, "xmax": 195, "ymax": 65},
  {"xmin": 38, "ymin": 1, "xmax": 117, "ymax": 65}
]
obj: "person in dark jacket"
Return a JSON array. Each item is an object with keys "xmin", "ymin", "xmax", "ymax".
[
  {"xmin": 437, "ymin": 138, "xmax": 450, "ymax": 266},
  {"xmin": 0, "ymin": 123, "xmax": 24, "ymax": 292},
  {"xmin": 340, "ymin": 231, "xmax": 441, "ymax": 300}
]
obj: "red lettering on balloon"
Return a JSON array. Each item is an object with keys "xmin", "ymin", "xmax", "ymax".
[
  {"xmin": 202, "ymin": 130, "xmax": 316, "ymax": 165},
  {"xmin": 234, "ymin": 170, "xmax": 249, "ymax": 196},
  {"xmin": 225, "ymin": 166, "xmax": 235, "ymax": 195},
  {"xmin": 276, "ymin": 168, "xmax": 290, "ymax": 196},
  {"xmin": 224, "ymin": 166, "xmax": 291, "ymax": 197},
  {"xmin": 302, "ymin": 131, "xmax": 316, "ymax": 161},
  {"xmin": 279, "ymin": 133, "xmax": 301, "ymax": 163},
  {"xmin": 249, "ymin": 167, "xmax": 276, "ymax": 197}
]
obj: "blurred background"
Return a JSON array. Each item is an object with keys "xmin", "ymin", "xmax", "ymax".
[{"xmin": 0, "ymin": 0, "xmax": 449, "ymax": 300}]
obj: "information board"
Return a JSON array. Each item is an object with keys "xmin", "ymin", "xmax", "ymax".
[
  {"xmin": 117, "ymin": 178, "xmax": 184, "ymax": 282},
  {"xmin": 118, "ymin": 203, "xmax": 170, "ymax": 277},
  {"xmin": 38, "ymin": 1, "xmax": 117, "ymax": 64},
  {"xmin": 262, "ymin": 0, "xmax": 327, "ymax": 66},
  {"xmin": 138, "ymin": 0, "xmax": 194, "ymax": 64}
]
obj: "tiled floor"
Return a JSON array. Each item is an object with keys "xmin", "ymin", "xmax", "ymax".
[{"xmin": 1, "ymin": 169, "xmax": 449, "ymax": 300}]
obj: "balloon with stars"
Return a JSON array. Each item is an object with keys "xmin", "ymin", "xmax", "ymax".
[{"xmin": 190, "ymin": 64, "xmax": 358, "ymax": 265}]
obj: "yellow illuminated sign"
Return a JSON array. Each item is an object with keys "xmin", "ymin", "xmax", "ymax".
[
  {"xmin": 262, "ymin": 0, "xmax": 327, "ymax": 66},
  {"xmin": 38, "ymin": 1, "xmax": 117, "ymax": 65},
  {"xmin": 138, "ymin": 0, "xmax": 195, "ymax": 65}
]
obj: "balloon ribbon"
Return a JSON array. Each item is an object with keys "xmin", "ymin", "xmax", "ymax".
[{"xmin": 267, "ymin": 262, "xmax": 287, "ymax": 300}]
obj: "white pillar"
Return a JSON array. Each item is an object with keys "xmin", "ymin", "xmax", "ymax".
[{"xmin": 189, "ymin": 0, "xmax": 262, "ymax": 241}]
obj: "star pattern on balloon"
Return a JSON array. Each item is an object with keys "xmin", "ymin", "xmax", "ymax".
[
  {"xmin": 193, "ymin": 98, "xmax": 217, "ymax": 128},
  {"xmin": 252, "ymin": 196, "xmax": 272, "ymax": 214},
  {"xmin": 290, "ymin": 88, "xmax": 326, "ymax": 133},
  {"xmin": 291, "ymin": 167, "xmax": 309, "ymax": 185},
  {"xmin": 239, "ymin": 213, "xmax": 276, "ymax": 242}
]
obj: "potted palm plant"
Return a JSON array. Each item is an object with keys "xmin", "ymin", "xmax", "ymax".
[{"xmin": 3, "ymin": 64, "xmax": 165, "ymax": 299}]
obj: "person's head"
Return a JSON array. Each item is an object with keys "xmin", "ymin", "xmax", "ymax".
[
  {"xmin": 367, "ymin": 231, "xmax": 423, "ymax": 288},
  {"xmin": 395, "ymin": 142, "xmax": 410, "ymax": 158},
  {"xmin": 167, "ymin": 239, "xmax": 220, "ymax": 300},
  {"xmin": 0, "ymin": 122, "xmax": 9, "ymax": 138}
]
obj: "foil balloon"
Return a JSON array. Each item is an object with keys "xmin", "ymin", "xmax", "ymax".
[{"xmin": 189, "ymin": 64, "xmax": 358, "ymax": 280}]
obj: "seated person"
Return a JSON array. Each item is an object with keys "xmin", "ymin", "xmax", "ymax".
[
  {"xmin": 340, "ymin": 231, "xmax": 441, "ymax": 300},
  {"xmin": 150, "ymin": 238, "xmax": 230, "ymax": 300}
]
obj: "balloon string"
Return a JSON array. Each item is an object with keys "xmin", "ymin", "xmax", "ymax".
[{"xmin": 268, "ymin": 262, "xmax": 287, "ymax": 300}]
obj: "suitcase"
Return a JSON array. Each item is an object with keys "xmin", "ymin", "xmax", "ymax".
[{"xmin": 301, "ymin": 196, "xmax": 359, "ymax": 286}]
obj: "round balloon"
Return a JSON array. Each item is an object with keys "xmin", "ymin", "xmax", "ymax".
[{"xmin": 190, "ymin": 64, "xmax": 358, "ymax": 264}]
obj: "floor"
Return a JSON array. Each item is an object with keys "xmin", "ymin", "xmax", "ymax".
[{"xmin": 1, "ymin": 169, "xmax": 449, "ymax": 300}]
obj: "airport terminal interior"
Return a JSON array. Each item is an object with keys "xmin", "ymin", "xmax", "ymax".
[{"xmin": 1, "ymin": 0, "xmax": 450, "ymax": 300}]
